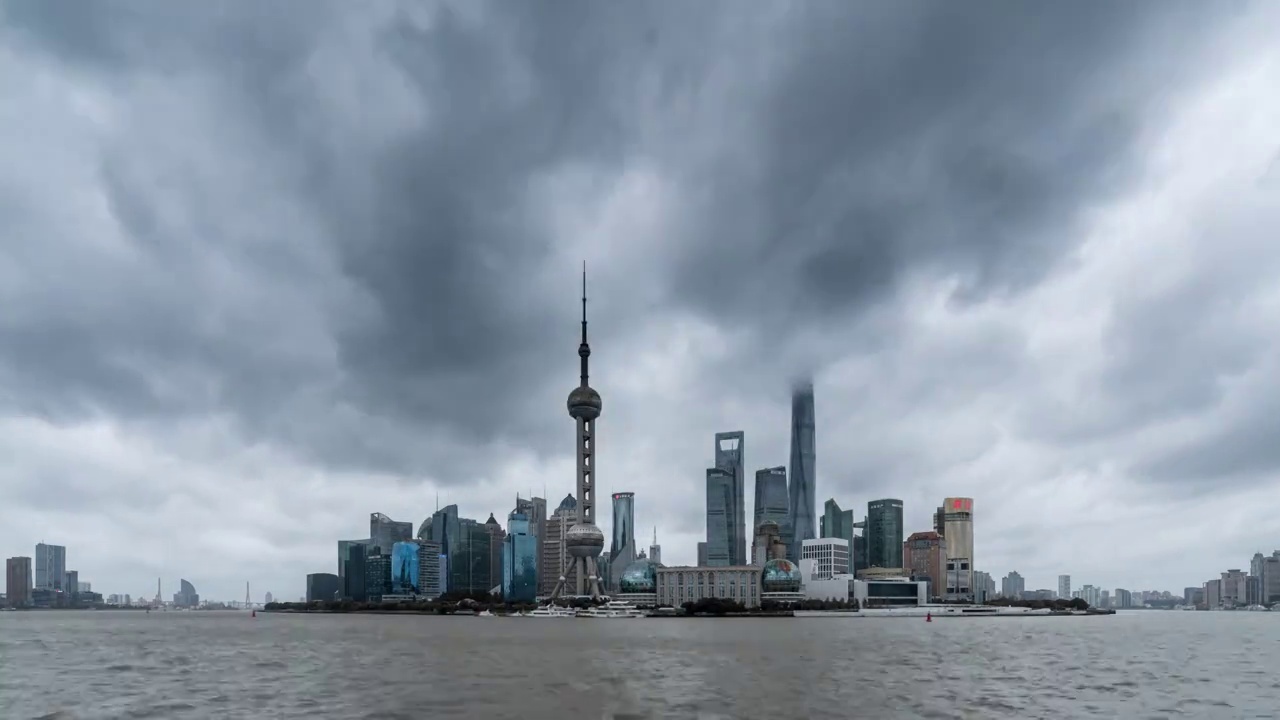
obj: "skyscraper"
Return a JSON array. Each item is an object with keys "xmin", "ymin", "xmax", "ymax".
[
  {"xmin": 865, "ymin": 499, "xmax": 904, "ymax": 570},
  {"xmin": 485, "ymin": 514, "xmax": 506, "ymax": 593},
  {"xmin": 338, "ymin": 539, "xmax": 370, "ymax": 590},
  {"xmin": 416, "ymin": 539, "xmax": 443, "ymax": 598},
  {"xmin": 753, "ymin": 466, "xmax": 789, "ymax": 535},
  {"xmin": 173, "ymin": 579, "xmax": 200, "ymax": 607},
  {"xmin": 34, "ymin": 543, "xmax": 66, "ymax": 591},
  {"xmin": 786, "ymin": 382, "xmax": 816, "ymax": 562},
  {"xmin": 504, "ymin": 511, "xmax": 538, "ymax": 603},
  {"xmin": 342, "ymin": 542, "xmax": 367, "ymax": 601},
  {"xmin": 540, "ymin": 496, "xmax": 578, "ymax": 598},
  {"xmin": 941, "ymin": 497, "xmax": 974, "ymax": 602},
  {"xmin": 972, "ymin": 571, "xmax": 994, "ymax": 604},
  {"xmin": 1001, "ymin": 571, "xmax": 1025, "ymax": 599},
  {"xmin": 820, "ymin": 498, "xmax": 855, "ymax": 554},
  {"xmin": 714, "ymin": 431, "xmax": 746, "ymax": 565},
  {"xmin": 704, "ymin": 467, "xmax": 734, "ymax": 567},
  {"xmin": 391, "ymin": 542, "xmax": 421, "ymax": 595},
  {"xmin": 369, "ymin": 513, "xmax": 412, "ymax": 555},
  {"xmin": 609, "ymin": 492, "xmax": 636, "ymax": 590},
  {"xmin": 422, "ymin": 504, "xmax": 463, "ymax": 594},
  {"xmin": 1058, "ymin": 574, "xmax": 1071, "ymax": 600},
  {"xmin": 515, "ymin": 495, "xmax": 547, "ymax": 590},
  {"xmin": 451, "ymin": 519, "xmax": 493, "ymax": 595},
  {"xmin": 551, "ymin": 267, "xmax": 606, "ymax": 599},
  {"xmin": 649, "ymin": 527, "xmax": 662, "ymax": 566},
  {"xmin": 6, "ymin": 557, "xmax": 32, "ymax": 608}
]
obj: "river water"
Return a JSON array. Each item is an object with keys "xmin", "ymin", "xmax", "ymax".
[{"xmin": 1, "ymin": 610, "xmax": 1276, "ymax": 719}]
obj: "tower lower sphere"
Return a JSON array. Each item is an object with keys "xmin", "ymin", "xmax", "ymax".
[{"xmin": 563, "ymin": 522, "xmax": 605, "ymax": 597}]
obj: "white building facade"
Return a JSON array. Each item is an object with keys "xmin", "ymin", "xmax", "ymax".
[
  {"xmin": 801, "ymin": 538, "xmax": 850, "ymax": 579},
  {"xmin": 655, "ymin": 566, "xmax": 761, "ymax": 608}
]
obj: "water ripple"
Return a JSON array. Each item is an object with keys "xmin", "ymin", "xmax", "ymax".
[{"xmin": 0, "ymin": 610, "xmax": 1276, "ymax": 719}]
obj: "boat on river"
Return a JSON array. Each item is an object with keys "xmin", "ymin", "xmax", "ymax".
[
  {"xmin": 577, "ymin": 600, "xmax": 644, "ymax": 619},
  {"xmin": 528, "ymin": 605, "xmax": 576, "ymax": 618}
]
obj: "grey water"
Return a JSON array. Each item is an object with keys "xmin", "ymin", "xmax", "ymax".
[{"xmin": 1, "ymin": 610, "xmax": 1277, "ymax": 719}]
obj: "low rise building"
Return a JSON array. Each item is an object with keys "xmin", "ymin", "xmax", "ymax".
[
  {"xmin": 656, "ymin": 565, "xmax": 761, "ymax": 608},
  {"xmin": 853, "ymin": 577, "xmax": 929, "ymax": 607},
  {"xmin": 306, "ymin": 573, "xmax": 340, "ymax": 603}
]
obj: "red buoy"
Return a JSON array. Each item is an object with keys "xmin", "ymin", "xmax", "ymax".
[
  {"xmin": 251, "ymin": 609, "xmax": 257, "ymax": 618},
  {"xmin": 926, "ymin": 612, "xmax": 932, "ymax": 622}
]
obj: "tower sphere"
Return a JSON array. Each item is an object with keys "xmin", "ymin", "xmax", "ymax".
[
  {"xmin": 567, "ymin": 385, "xmax": 602, "ymax": 420},
  {"xmin": 564, "ymin": 522, "xmax": 605, "ymax": 557}
]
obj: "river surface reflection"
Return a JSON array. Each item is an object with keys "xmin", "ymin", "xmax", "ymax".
[{"xmin": 1, "ymin": 610, "xmax": 1276, "ymax": 719}]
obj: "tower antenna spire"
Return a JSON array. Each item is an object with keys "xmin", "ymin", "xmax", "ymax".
[{"xmin": 579, "ymin": 262, "xmax": 590, "ymax": 387}]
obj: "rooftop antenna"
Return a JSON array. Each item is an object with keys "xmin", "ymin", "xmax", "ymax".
[{"xmin": 435, "ymin": 491, "xmax": 439, "ymax": 513}]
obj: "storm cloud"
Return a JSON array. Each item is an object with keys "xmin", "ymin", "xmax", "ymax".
[{"xmin": 2, "ymin": 0, "xmax": 1278, "ymax": 601}]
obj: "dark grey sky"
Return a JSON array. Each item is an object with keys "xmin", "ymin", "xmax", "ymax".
[{"xmin": 2, "ymin": 1, "xmax": 1278, "ymax": 601}]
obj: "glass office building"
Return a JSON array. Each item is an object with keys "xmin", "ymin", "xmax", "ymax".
[
  {"xmin": 365, "ymin": 553, "xmax": 391, "ymax": 602},
  {"xmin": 705, "ymin": 467, "xmax": 734, "ymax": 567},
  {"xmin": 451, "ymin": 520, "xmax": 493, "ymax": 595},
  {"xmin": 866, "ymin": 499, "xmax": 904, "ymax": 570},
  {"xmin": 503, "ymin": 511, "xmax": 538, "ymax": 603},
  {"xmin": 609, "ymin": 492, "xmax": 636, "ymax": 590},
  {"xmin": 392, "ymin": 542, "xmax": 421, "ymax": 595},
  {"xmin": 713, "ymin": 432, "xmax": 746, "ymax": 565},
  {"xmin": 342, "ymin": 542, "xmax": 367, "ymax": 601}
]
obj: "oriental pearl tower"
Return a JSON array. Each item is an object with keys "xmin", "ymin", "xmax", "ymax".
[{"xmin": 550, "ymin": 266, "xmax": 606, "ymax": 600}]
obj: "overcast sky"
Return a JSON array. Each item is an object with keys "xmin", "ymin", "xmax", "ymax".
[{"xmin": 3, "ymin": 1, "xmax": 1279, "ymax": 602}]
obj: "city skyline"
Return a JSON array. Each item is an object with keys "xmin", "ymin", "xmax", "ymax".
[{"xmin": 4, "ymin": 3, "xmax": 1280, "ymax": 602}]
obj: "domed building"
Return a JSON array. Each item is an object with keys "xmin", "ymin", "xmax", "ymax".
[
  {"xmin": 614, "ymin": 554, "xmax": 661, "ymax": 607},
  {"xmin": 760, "ymin": 558, "xmax": 805, "ymax": 605}
]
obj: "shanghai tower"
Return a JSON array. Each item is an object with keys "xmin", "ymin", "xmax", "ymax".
[{"xmin": 786, "ymin": 380, "xmax": 816, "ymax": 562}]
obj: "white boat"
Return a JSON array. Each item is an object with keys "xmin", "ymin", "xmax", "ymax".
[
  {"xmin": 794, "ymin": 605, "xmax": 1066, "ymax": 618},
  {"xmin": 577, "ymin": 600, "xmax": 644, "ymax": 619},
  {"xmin": 477, "ymin": 609, "xmax": 494, "ymax": 617},
  {"xmin": 528, "ymin": 605, "xmax": 577, "ymax": 618}
]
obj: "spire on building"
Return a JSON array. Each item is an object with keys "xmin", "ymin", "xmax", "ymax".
[{"xmin": 578, "ymin": 262, "xmax": 590, "ymax": 386}]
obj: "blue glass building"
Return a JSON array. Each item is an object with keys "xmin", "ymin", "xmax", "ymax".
[
  {"xmin": 503, "ymin": 511, "xmax": 538, "ymax": 602},
  {"xmin": 391, "ymin": 541, "xmax": 420, "ymax": 594}
]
